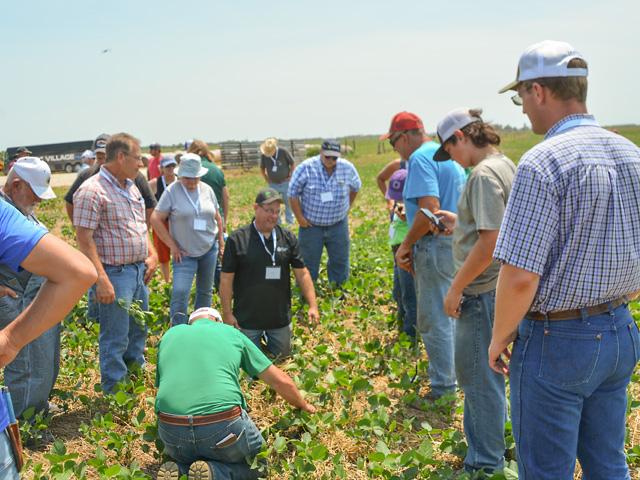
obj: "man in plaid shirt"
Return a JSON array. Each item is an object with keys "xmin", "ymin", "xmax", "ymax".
[
  {"xmin": 288, "ymin": 139, "xmax": 361, "ymax": 285},
  {"xmin": 490, "ymin": 41, "xmax": 640, "ymax": 479},
  {"xmin": 74, "ymin": 133, "xmax": 158, "ymax": 394}
]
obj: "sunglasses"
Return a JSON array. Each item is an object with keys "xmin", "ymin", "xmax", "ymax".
[
  {"xmin": 323, "ymin": 155, "xmax": 338, "ymax": 161},
  {"xmin": 511, "ymin": 93, "xmax": 523, "ymax": 106},
  {"xmin": 389, "ymin": 131, "xmax": 406, "ymax": 147}
]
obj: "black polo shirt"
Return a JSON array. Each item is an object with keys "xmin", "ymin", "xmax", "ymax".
[
  {"xmin": 222, "ymin": 222, "xmax": 305, "ymax": 330},
  {"xmin": 64, "ymin": 164, "xmax": 157, "ymax": 209}
]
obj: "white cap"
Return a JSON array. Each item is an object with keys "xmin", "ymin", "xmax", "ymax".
[
  {"xmin": 188, "ymin": 307, "xmax": 223, "ymax": 324},
  {"xmin": 433, "ymin": 108, "xmax": 483, "ymax": 161},
  {"xmin": 11, "ymin": 157, "xmax": 56, "ymax": 200},
  {"xmin": 81, "ymin": 149, "xmax": 95, "ymax": 160},
  {"xmin": 499, "ymin": 40, "xmax": 588, "ymax": 93}
]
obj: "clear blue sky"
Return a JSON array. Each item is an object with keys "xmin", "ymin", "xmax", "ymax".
[{"xmin": 2, "ymin": 0, "xmax": 638, "ymax": 148}]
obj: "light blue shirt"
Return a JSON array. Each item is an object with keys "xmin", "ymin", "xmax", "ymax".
[
  {"xmin": 403, "ymin": 141, "xmax": 466, "ymax": 226},
  {"xmin": 288, "ymin": 156, "xmax": 361, "ymax": 226}
]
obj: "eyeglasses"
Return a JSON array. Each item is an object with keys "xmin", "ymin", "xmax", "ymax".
[
  {"xmin": 323, "ymin": 155, "xmax": 338, "ymax": 161},
  {"xmin": 260, "ymin": 205, "xmax": 280, "ymax": 216},
  {"xmin": 511, "ymin": 93, "xmax": 523, "ymax": 106},
  {"xmin": 389, "ymin": 131, "xmax": 406, "ymax": 147}
]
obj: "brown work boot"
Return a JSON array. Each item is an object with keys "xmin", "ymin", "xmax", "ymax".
[
  {"xmin": 157, "ymin": 461, "xmax": 180, "ymax": 480},
  {"xmin": 189, "ymin": 460, "xmax": 214, "ymax": 480}
]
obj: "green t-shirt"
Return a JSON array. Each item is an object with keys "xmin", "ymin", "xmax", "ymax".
[
  {"xmin": 388, "ymin": 215, "xmax": 409, "ymax": 247},
  {"xmin": 200, "ymin": 158, "xmax": 226, "ymax": 217},
  {"xmin": 155, "ymin": 320, "xmax": 272, "ymax": 415},
  {"xmin": 453, "ymin": 153, "xmax": 516, "ymax": 295}
]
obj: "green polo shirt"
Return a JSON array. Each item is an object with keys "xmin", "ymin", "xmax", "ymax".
[
  {"xmin": 200, "ymin": 158, "xmax": 226, "ymax": 217},
  {"xmin": 155, "ymin": 320, "xmax": 272, "ymax": 415}
]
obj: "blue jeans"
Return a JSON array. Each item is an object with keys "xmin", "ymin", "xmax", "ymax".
[
  {"xmin": 4, "ymin": 323, "xmax": 60, "ymax": 418},
  {"xmin": 87, "ymin": 287, "xmax": 99, "ymax": 320},
  {"xmin": 269, "ymin": 182, "xmax": 294, "ymax": 224},
  {"xmin": 413, "ymin": 235, "xmax": 456, "ymax": 396},
  {"xmin": 298, "ymin": 218, "xmax": 349, "ymax": 285},
  {"xmin": 455, "ymin": 290, "xmax": 506, "ymax": 472},
  {"xmin": 170, "ymin": 243, "xmax": 218, "ymax": 326},
  {"xmin": 95, "ymin": 262, "xmax": 148, "ymax": 394},
  {"xmin": 241, "ymin": 324, "xmax": 292, "ymax": 357},
  {"xmin": 158, "ymin": 409, "xmax": 264, "ymax": 480},
  {"xmin": 0, "ymin": 431, "xmax": 18, "ymax": 480},
  {"xmin": 510, "ymin": 304, "xmax": 637, "ymax": 480},
  {"xmin": 394, "ymin": 260, "xmax": 417, "ymax": 338}
]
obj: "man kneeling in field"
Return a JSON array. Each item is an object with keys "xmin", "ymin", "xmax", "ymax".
[{"xmin": 155, "ymin": 307, "xmax": 315, "ymax": 480}]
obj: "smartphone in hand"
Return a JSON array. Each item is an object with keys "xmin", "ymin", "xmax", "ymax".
[{"xmin": 419, "ymin": 208, "xmax": 446, "ymax": 232}]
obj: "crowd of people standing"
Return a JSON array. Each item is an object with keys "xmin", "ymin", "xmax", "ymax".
[{"xmin": 0, "ymin": 39, "xmax": 639, "ymax": 480}]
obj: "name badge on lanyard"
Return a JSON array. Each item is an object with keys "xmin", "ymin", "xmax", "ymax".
[
  {"xmin": 265, "ymin": 266, "xmax": 281, "ymax": 279},
  {"xmin": 193, "ymin": 218, "xmax": 207, "ymax": 231},
  {"xmin": 321, "ymin": 191, "xmax": 333, "ymax": 203},
  {"xmin": 182, "ymin": 183, "xmax": 206, "ymax": 230},
  {"xmin": 255, "ymin": 222, "xmax": 280, "ymax": 280}
]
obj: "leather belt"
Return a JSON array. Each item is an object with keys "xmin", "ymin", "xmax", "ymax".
[
  {"xmin": 527, "ymin": 296, "xmax": 629, "ymax": 321},
  {"xmin": 158, "ymin": 406, "xmax": 241, "ymax": 426}
]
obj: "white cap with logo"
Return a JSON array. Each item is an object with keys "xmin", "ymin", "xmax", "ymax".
[
  {"xmin": 11, "ymin": 157, "xmax": 56, "ymax": 200},
  {"xmin": 433, "ymin": 108, "xmax": 484, "ymax": 161},
  {"xmin": 499, "ymin": 40, "xmax": 588, "ymax": 93}
]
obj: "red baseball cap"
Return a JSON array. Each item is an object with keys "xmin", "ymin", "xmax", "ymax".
[{"xmin": 380, "ymin": 112, "xmax": 424, "ymax": 140}]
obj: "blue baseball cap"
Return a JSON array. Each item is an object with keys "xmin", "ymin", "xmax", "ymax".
[{"xmin": 321, "ymin": 139, "xmax": 341, "ymax": 158}]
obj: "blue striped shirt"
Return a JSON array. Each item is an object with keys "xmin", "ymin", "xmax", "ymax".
[
  {"xmin": 288, "ymin": 156, "xmax": 361, "ymax": 226},
  {"xmin": 494, "ymin": 114, "xmax": 640, "ymax": 313}
]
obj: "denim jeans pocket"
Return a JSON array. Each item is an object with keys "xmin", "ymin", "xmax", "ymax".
[
  {"xmin": 210, "ymin": 428, "xmax": 250, "ymax": 463},
  {"xmin": 432, "ymin": 240, "xmax": 454, "ymax": 280},
  {"xmin": 538, "ymin": 327, "xmax": 602, "ymax": 387}
]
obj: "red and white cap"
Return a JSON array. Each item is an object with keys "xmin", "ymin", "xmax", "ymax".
[{"xmin": 188, "ymin": 307, "xmax": 223, "ymax": 324}]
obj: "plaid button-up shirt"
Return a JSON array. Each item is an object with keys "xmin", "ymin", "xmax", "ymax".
[
  {"xmin": 288, "ymin": 156, "xmax": 361, "ymax": 226},
  {"xmin": 494, "ymin": 114, "xmax": 640, "ymax": 313},
  {"xmin": 73, "ymin": 166, "xmax": 148, "ymax": 266}
]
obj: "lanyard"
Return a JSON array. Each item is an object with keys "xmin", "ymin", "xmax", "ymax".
[
  {"xmin": 99, "ymin": 167, "xmax": 138, "ymax": 204},
  {"xmin": 270, "ymin": 148, "xmax": 279, "ymax": 167},
  {"xmin": 253, "ymin": 221, "xmax": 277, "ymax": 266},
  {"xmin": 319, "ymin": 157, "xmax": 336, "ymax": 190},
  {"xmin": 180, "ymin": 183, "xmax": 201, "ymax": 216},
  {"xmin": 547, "ymin": 116, "xmax": 600, "ymax": 138}
]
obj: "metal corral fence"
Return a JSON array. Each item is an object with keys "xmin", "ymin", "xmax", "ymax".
[{"xmin": 220, "ymin": 140, "xmax": 307, "ymax": 170}]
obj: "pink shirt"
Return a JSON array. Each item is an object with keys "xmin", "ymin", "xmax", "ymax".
[
  {"xmin": 147, "ymin": 154, "xmax": 161, "ymax": 180},
  {"xmin": 73, "ymin": 166, "xmax": 148, "ymax": 265}
]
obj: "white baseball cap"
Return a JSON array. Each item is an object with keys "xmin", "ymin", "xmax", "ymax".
[
  {"xmin": 433, "ymin": 108, "xmax": 483, "ymax": 162},
  {"xmin": 81, "ymin": 149, "xmax": 95, "ymax": 160},
  {"xmin": 11, "ymin": 157, "xmax": 56, "ymax": 200},
  {"xmin": 499, "ymin": 40, "xmax": 588, "ymax": 93},
  {"xmin": 188, "ymin": 307, "xmax": 223, "ymax": 324}
]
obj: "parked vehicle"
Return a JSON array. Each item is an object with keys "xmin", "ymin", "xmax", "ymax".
[{"xmin": 5, "ymin": 140, "xmax": 93, "ymax": 173}]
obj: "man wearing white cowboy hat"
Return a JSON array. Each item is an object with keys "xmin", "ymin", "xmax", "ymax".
[
  {"xmin": 156, "ymin": 306, "xmax": 314, "ymax": 480},
  {"xmin": 259, "ymin": 138, "xmax": 296, "ymax": 224},
  {"xmin": 490, "ymin": 40, "xmax": 640, "ymax": 479},
  {"xmin": 0, "ymin": 157, "xmax": 63, "ymax": 419},
  {"xmin": 151, "ymin": 153, "xmax": 225, "ymax": 326}
]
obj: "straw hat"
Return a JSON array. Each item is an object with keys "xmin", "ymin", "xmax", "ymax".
[{"xmin": 260, "ymin": 137, "xmax": 278, "ymax": 157}]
